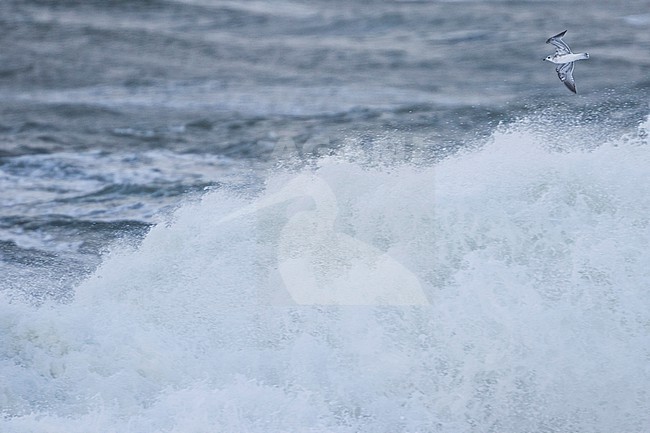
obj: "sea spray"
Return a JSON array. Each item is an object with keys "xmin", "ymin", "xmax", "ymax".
[{"xmin": 2, "ymin": 116, "xmax": 649, "ymax": 432}]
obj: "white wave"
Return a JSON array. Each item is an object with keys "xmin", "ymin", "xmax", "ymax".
[{"xmin": 2, "ymin": 115, "xmax": 650, "ymax": 432}]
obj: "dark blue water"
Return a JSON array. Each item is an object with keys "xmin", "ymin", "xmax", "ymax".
[{"xmin": 1, "ymin": 1, "xmax": 650, "ymax": 431}]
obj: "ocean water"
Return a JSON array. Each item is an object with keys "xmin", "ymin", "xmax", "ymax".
[{"xmin": 2, "ymin": 0, "xmax": 650, "ymax": 432}]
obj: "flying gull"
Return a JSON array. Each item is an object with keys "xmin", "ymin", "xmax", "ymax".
[{"xmin": 543, "ymin": 30, "xmax": 589, "ymax": 93}]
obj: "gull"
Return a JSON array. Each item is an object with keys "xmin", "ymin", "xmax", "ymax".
[{"xmin": 543, "ymin": 30, "xmax": 589, "ymax": 93}]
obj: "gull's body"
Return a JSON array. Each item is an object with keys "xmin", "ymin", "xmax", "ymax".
[
  {"xmin": 543, "ymin": 30, "xmax": 589, "ymax": 93},
  {"xmin": 545, "ymin": 53, "xmax": 590, "ymax": 64}
]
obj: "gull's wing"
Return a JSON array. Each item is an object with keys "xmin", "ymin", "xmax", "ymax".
[
  {"xmin": 546, "ymin": 30, "xmax": 572, "ymax": 55},
  {"xmin": 556, "ymin": 62, "xmax": 576, "ymax": 93}
]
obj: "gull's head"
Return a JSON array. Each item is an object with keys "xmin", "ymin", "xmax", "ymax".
[{"xmin": 543, "ymin": 55, "xmax": 552, "ymax": 62}]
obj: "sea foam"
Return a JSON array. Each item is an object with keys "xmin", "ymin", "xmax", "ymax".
[{"xmin": 2, "ymin": 115, "xmax": 649, "ymax": 432}]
